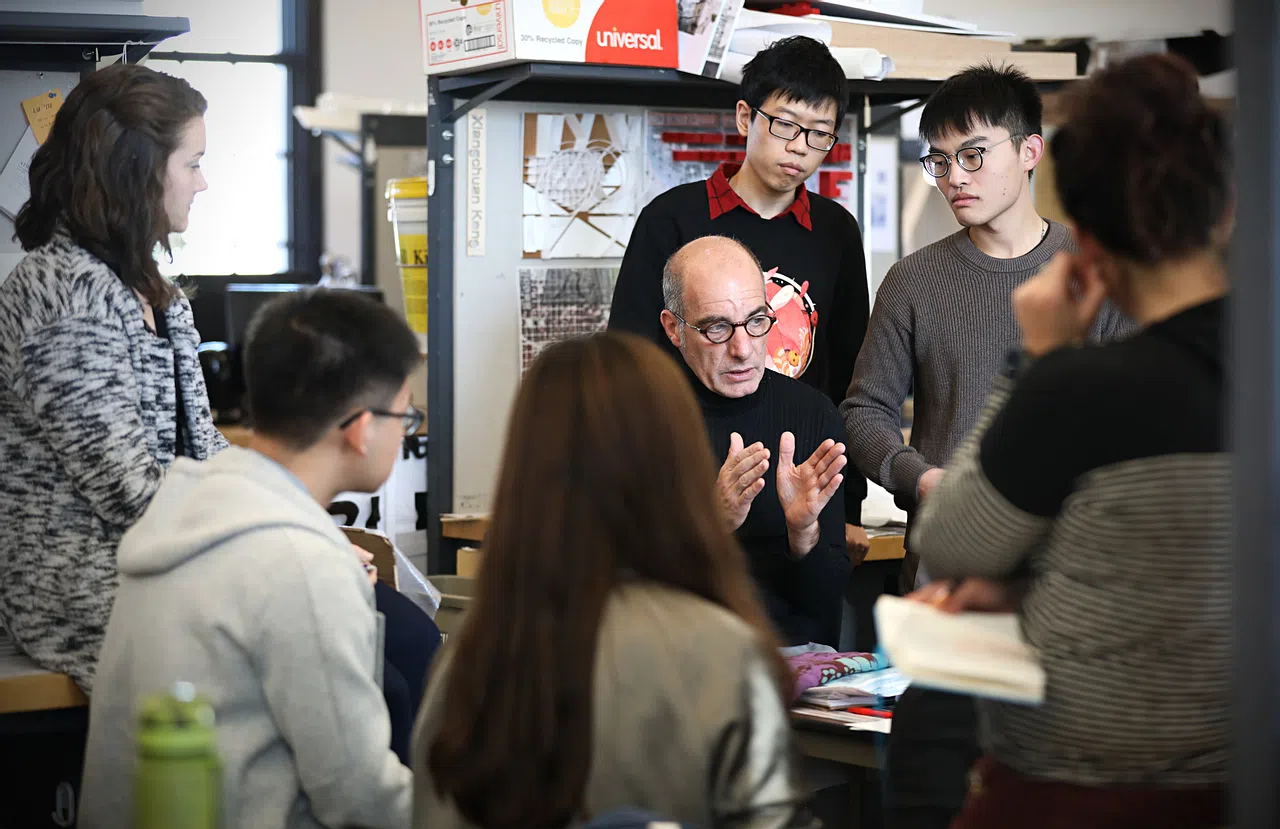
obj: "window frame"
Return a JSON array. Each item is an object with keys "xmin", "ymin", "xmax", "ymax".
[{"xmin": 149, "ymin": 0, "xmax": 323, "ymax": 278}]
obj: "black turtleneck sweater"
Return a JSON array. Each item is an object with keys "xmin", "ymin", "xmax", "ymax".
[{"xmin": 694, "ymin": 367, "xmax": 852, "ymax": 647}]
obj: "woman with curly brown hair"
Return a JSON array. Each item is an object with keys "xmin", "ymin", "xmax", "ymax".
[
  {"xmin": 910, "ymin": 52, "xmax": 1231, "ymax": 829},
  {"xmin": 0, "ymin": 63, "xmax": 227, "ymax": 692}
]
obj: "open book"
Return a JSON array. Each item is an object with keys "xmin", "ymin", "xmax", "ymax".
[{"xmin": 873, "ymin": 595, "xmax": 1045, "ymax": 705}]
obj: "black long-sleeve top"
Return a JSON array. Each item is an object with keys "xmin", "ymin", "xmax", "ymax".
[{"xmin": 694, "ymin": 367, "xmax": 851, "ymax": 647}]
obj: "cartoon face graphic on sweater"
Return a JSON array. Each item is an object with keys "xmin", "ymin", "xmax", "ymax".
[{"xmin": 765, "ymin": 271, "xmax": 816, "ymax": 379}]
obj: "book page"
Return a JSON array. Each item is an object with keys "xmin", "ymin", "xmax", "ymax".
[{"xmin": 874, "ymin": 594, "xmax": 1046, "ymax": 704}]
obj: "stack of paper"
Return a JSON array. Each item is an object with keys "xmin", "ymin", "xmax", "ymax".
[
  {"xmin": 748, "ymin": 0, "xmax": 983, "ymax": 32},
  {"xmin": 2, "ymin": 90, "xmax": 64, "ymax": 222},
  {"xmin": 714, "ymin": 8, "xmax": 892, "ymax": 83},
  {"xmin": 874, "ymin": 594, "xmax": 1045, "ymax": 704},
  {"xmin": 798, "ymin": 666, "xmax": 911, "ymax": 709},
  {"xmin": 0, "ymin": 128, "xmax": 36, "ymax": 221},
  {"xmin": 791, "ymin": 706, "xmax": 893, "ymax": 733}
]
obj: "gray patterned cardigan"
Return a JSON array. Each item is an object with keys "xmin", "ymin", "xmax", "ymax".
[{"xmin": 0, "ymin": 232, "xmax": 228, "ymax": 692}]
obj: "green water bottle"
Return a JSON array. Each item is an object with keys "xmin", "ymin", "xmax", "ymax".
[{"xmin": 133, "ymin": 681, "xmax": 220, "ymax": 829}]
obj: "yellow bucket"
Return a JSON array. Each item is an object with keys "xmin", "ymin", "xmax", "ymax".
[{"xmin": 386, "ymin": 177, "xmax": 427, "ymax": 345}]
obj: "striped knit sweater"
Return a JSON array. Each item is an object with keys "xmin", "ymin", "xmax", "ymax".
[
  {"xmin": 0, "ymin": 232, "xmax": 228, "ymax": 691},
  {"xmin": 911, "ymin": 298, "xmax": 1229, "ymax": 787},
  {"xmin": 841, "ymin": 222, "xmax": 1130, "ymax": 514}
]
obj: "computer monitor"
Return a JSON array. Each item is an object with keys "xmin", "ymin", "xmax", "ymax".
[
  {"xmin": 192, "ymin": 282, "xmax": 386, "ymax": 424},
  {"xmin": 224, "ymin": 283, "xmax": 385, "ymax": 349}
]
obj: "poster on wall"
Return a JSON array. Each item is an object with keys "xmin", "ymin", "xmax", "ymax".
[
  {"xmin": 643, "ymin": 110, "xmax": 729, "ymax": 201},
  {"xmin": 522, "ymin": 112, "xmax": 644, "ymax": 259},
  {"xmin": 518, "ymin": 267, "xmax": 618, "ymax": 372},
  {"xmin": 465, "ymin": 108, "xmax": 487, "ymax": 257},
  {"xmin": 678, "ymin": 0, "xmax": 730, "ymax": 74},
  {"xmin": 644, "ymin": 110, "xmax": 859, "ymax": 214},
  {"xmin": 866, "ymin": 134, "xmax": 900, "ymax": 256}
]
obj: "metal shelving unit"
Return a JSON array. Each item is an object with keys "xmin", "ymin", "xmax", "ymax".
[
  {"xmin": 359, "ymin": 113, "xmax": 429, "ymax": 285},
  {"xmin": 1231, "ymin": 0, "xmax": 1280, "ymax": 823},
  {"xmin": 0, "ymin": 11, "xmax": 189, "ymax": 72},
  {"xmin": 422, "ymin": 61, "xmax": 947, "ymax": 574}
]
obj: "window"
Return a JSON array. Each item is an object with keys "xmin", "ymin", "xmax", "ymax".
[{"xmin": 145, "ymin": 0, "xmax": 320, "ymax": 278}]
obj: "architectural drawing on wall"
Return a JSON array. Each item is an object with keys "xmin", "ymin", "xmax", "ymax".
[
  {"xmin": 679, "ymin": 0, "xmax": 719, "ymax": 34},
  {"xmin": 678, "ymin": 0, "xmax": 730, "ymax": 73},
  {"xmin": 866, "ymin": 134, "xmax": 900, "ymax": 256},
  {"xmin": 644, "ymin": 110, "xmax": 730, "ymax": 201},
  {"xmin": 645, "ymin": 110, "xmax": 859, "ymax": 214},
  {"xmin": 518, "ymin": 267, "xmax": 618, "ymax": 373},
  {"xmin": 522, "ymin": 113, "xmax": 644, "ymax": 259}
]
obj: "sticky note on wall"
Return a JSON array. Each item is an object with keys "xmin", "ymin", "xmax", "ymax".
[{"xmin": 21, "ymin": 89, "xmax": 63, "ymax": 145}]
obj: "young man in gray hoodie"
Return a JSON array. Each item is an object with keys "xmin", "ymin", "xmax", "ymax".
[{"xmin": 80, "ymin": 289, "xmax": 423, "ymax": 829}]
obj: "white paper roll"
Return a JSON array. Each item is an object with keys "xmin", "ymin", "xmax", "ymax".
[
  {"xmin": 830, "ymin": 46, "xmax": 892, "ymax": 80},
  {"xmin": 726, "ymin": 9, "xmax": 834, "ymax": 55},
  {"xmin": 722, "ymin": 46, "xmax": 891, "ymax": 83}
]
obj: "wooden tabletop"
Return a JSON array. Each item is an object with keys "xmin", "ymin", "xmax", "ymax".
[
  {"xmin": 791, "ymin": 715, "xmax": 881, "ymax": 769},
  {"xmin": 441, "ymin": 514, "xmax": 906, "ymax": 563},
  {"xmin": 219, "ymin": 424, "xmax": 254, "ymax": 448},
  {"xmin": 0, "ymin": 634, "xmax": 87, "ymax": 715}
]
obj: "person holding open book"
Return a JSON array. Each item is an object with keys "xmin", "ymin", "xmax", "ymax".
[
  {"xmin": 842, "ymin": 62, "xmax": 1134, "ymax": 829},
  {"xmin": 909, "ymin": 53, "xmax": 1230, "ymax": 828}
]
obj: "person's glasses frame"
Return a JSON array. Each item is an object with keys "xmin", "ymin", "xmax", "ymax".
[
  {"xmin": 919, "ymin": 133, "xmax": 1025, "ymax": 178},
  {"xmin": 338, "ymin": 405, "xmax": 425, "ymax": 436},
  {"xmin": 671, "ymin": 310, "xmax": 777, "ymax": 344},
  {"xmin": 754, "ymin": 108, "xmax": 839, "ymax": 152}
]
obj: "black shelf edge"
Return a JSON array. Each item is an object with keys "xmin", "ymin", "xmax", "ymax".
[
  {"xmin": 0, "ymin": 11, "xmax": 190, "ymax": 70},
  {"xmin": 434, "ymin": 60, "xmax": 946, "ymax": 110},
  {"xmin": 432, "ymin": 60, "xmax": 1077, "ymax": 113}
]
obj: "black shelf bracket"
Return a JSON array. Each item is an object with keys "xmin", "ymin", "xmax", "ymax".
[
  {"xmin": 861, "ymin": 98, "xmax": 925, "ymax": 136},
  {"xmin": 441, "ymin": 63, "xmax": 535, "ymax": 124},
  {"xmin": 0, "ymin": 11, "xmax": 190, "ymax": 72},
  {"xmin": 316, "ymin": 128, "xmax": 361, "ymax": 160}
]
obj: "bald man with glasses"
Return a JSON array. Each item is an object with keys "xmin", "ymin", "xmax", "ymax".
[{"xmin": 661, "ymin": 235, "xmax": 852, "ymax": 648}]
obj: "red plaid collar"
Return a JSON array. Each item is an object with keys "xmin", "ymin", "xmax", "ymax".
[{"xmin": 705, "ymin": 163, "xmax": 813, "ymax": 231}]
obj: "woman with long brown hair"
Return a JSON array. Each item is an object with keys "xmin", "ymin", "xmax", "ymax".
[
  {"xmin": 413, "ymin": 333, "xmax": 803, "ymax": 829},
  {"xmin": 0, "ymin": 64, "xmax": 227, "ymax": 691}
]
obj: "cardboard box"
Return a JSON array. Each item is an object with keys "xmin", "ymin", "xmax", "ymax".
[
  {"xmin": 341, "ymin": 526, "xmax": 399, "ymax": 589},
  {"xmin": 825, "ymin": 17, "xmax": 1012, "ymax": 61},
  {"xmin": 456, "ymin": 546, "xmax": 484, "ymax": 578},
  {"xmin": 889, "ymin": 50, "xmax": 1077, "ymax": 81},
  {"xmin": 421, "ymin": 0, "xmax": 678, "ymax": 75}
]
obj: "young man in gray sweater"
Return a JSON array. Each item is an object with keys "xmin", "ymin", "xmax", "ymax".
[{"xmin": 839, "ymin": 63, "xmax": 1128, "ymax": 829}]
